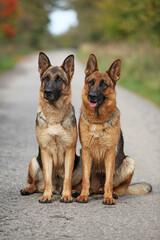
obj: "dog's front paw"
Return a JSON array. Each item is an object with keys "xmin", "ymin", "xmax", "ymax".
[
  {"xmin": 39, "ymin": 195, "xmax": 52, "ymax": 203},
  {"xmin": 60, "ymin": 195, "xmax": 73, "ymax": 203},
  {"xmin": 76, "ymin": 195, "xmax": 88, "ymax": 203},
  {"xmin": 103, "ymin": 196, "xmax": 115, "ymax": 205}
]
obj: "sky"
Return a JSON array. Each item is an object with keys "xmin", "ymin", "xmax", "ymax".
[{"xmin": 48, "ymin": 9, "xmax": 78, "ymax": 35}]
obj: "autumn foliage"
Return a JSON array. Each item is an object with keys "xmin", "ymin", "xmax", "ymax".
[
  {"xmin": 1, "ymin": 0, "xmax": 17, "ymax": 17},
  {"xmin": 0, "ymin": 0, "xmax": 18, "ymax": 38},
  {"xmin": 0, "ymin": 0, "xmax": 53, "ymax": 48},
  {"xmin": 2, "ymin": 23, "xmax": 16, "ymax": 37}
]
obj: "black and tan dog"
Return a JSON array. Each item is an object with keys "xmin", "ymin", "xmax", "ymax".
[
  {"xmin": 20, "ymin": 52, "xmax": 81, "ymax": 203},
  {"xmin": 76, "ymin": 54, "xmax": 152, "ymax": 205}
]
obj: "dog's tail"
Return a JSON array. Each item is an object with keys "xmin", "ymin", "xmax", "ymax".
[{"xmin": 125, "ymin": 182, "xmax": 152, "ymax": 195}]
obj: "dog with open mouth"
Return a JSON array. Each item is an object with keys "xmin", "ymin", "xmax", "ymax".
[{"xmin": 76, "ymin": 54, "xmax": 152, "ymax": 205}]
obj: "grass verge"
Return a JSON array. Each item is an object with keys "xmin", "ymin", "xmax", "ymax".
[
  {"xmin": 0, "ymin": 55, "xmax": 16, "ymax": 74},
  {"xmin": 0, "ymin": 47, "xmax": 34, "ymax": 74}
]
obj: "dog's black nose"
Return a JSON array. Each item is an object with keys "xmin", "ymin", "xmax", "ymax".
[
  {"xmin": 45, "ymin": 88, "xmax": 52, "ymax": 94},
  {"xmin": 44, "ymin": 88, "xmax": 54, "ymax": 100},
  {"xmin": 88, "ymin": 91, "xmax": 98, "ymax": 102}
]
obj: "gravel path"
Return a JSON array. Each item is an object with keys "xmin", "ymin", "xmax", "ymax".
[{"xmin": 0, "ymin": 50, "xmax": 160, "ymax": 240}]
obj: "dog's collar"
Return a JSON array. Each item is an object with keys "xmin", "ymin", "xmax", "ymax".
[
  {"xmin": 37, "ymin": 105, "xmax": 73, "ymax": 125},
  {"xmin": 81, "ymin": 109, "xmax": 119, "ymax": 125}
]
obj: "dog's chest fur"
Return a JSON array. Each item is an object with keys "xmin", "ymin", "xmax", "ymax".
[
  {"xmin": 36, "ymin": 105, "xmax": 77, "ymax": 171},
  {"xmin": 79, "ymin": 110, "xmax": 120, "ymax": 170}
]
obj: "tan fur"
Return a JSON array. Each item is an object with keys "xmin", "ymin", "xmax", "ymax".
[
  {"xmin": 21, "ymin": 53, "xmax": 77, "ymax": 203},
  {"xmin": 126, "ymin": 183, "xmax": 152, "ymax": 195},
  {"xmin": 22, "ymin": 156, "xmax": 44, "ymax": 194},
  {"xmin": 77, "ymin": 55, "xmax": 122, "ymax": 204},
  {"xmin": 114, "ymin": 157, "xmax": 135, "ymax": 185},
  {"xmin": 77, "ymin": 54, "xmax": 151, "ymax": 204},
  {"xmin": 77, "ymin": 108, "xmax": 120, "ymax": 204}
]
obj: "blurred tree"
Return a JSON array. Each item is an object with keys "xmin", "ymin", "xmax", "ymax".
[
  {"xmin": 17, "ymin": 0, "xmax": 54, "ymax": 49},
  {"xmin": 95, "ymin": 0, "xmax": 160, "ymax": 44},
  {"xmin": 0, "ymin": 0, "xmax": 58, "ymax": 49},
  {"xmin": 66, "ymin": 0, "xmax": 160, "ymax": 45},
  {"xmin": 0, "ymin": 0, "xmax": 19, "ymax": 39},
  {"xmin": 67, "ymin": 0, "xmax": 97, "ymax": 42},
  {"xmin": 0, "ymin": 0, "xmax": 57, "ymax": 73}
]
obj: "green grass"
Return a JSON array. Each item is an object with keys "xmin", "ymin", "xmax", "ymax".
[
  {"xmin": 77, "ymin": 43, "xmax": 160, "ymax": 107},
  {"xmin": 0, "ymin": 55, "xmax": 16, "ymax": 74},
  {"xmin": 0, "ymin": 46, "xmax": 34, "ymax": 74}
]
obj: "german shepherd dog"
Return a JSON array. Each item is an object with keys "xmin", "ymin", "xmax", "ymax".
[
  {"xmin": 76, "ymin": 54, "xmax": 152, "ymax": 205},
  {"xmin": 20, "ymin": 52, "xmax": 81, "ymax": 203}
]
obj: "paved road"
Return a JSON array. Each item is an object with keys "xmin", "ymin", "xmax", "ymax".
[{"xmin": 0, "ymin": 50, "xmax": 160, "ymax": 240}]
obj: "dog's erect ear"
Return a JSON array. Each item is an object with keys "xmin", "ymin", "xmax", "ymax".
[
  {"xmin": 107, "ymin": 59, "xmax": 121, "ymax": 84},
  {"xmin": 61, "ymin": 55, "xmax": 74, "ymax": 80},
  {"xmin": 38, "ymin": 52, "xmax": 51, "ymax": 75},
  {"xmin": 85, "ymin": 54, "xmax": 98, "ymax": 77}
]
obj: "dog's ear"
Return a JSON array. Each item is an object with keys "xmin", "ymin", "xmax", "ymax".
[
  {"xmin": 85, "ymin": 54, "xmax": 98, "ymax": 77},
  {"xmin": 107, "ymin": 59, "xmax": 121, "ymax": 84},
  {"xmin": 61, "ymin": 55, "xmax": 74, "ymax": 80},
  {"xmin": 38, "ymin": 52, "xmax": 51, "ymax": 75}
]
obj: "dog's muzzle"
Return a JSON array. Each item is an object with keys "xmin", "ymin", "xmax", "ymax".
[
  {"xmin": 44, "ymin": 88, "xmax": 55, "ymax": 100},
  {"xmin": 88, "ymin": 91, "xmax": 105, "ymax": 108},
  {"xmin": 88, "ymin": 91, "xmax": 98, "ymax": 108}
]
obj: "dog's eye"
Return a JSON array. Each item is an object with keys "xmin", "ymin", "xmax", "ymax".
[
  {"xmin": 88, "ymin": 79, "xmax": 95, "ymax": 87},
  {"xmin": 99, "ymin": 80, "xmax": 107, "ymax": 89},
  {"xmin": 43, "ymin": 76, "xmax": 49, "ymax": 82}
]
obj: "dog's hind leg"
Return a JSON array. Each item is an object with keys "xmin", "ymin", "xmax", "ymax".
[
  {"xmin": 20, "ymin": 156, "xmax": 44, "ymax": 195},
  {"xmin": 113, "ymin": 156, "xmax": 135, "ymax": 196}
]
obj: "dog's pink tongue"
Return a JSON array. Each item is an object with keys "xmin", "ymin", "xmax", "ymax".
[{"xmin": 89, "ymin": 102, "xmax": 97, "ymax": 108}]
